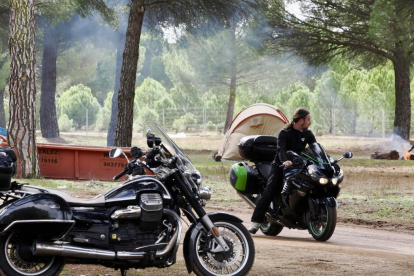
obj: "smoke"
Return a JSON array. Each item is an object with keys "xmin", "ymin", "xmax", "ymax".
[{"xmin": 389, "ymin": 134, "xmax": 412, "ymax": 158}]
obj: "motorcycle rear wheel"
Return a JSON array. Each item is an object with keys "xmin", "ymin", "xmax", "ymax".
[
  {"xmin": 0, "ymin": 232, "xmax": 65, "ymax": 276},
  {"xmin": 308, "ymin": 205, "xmax": 337, "ymax": 241},
  {"xmin": 192, "ymin": 220, "xmax": 255, "ymax": 276},
  {"xmin": 260, "ymin": 219, "xmax": 284, "ymax": 236}
]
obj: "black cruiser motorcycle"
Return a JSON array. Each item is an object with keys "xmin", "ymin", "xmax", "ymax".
[
  {"xmin": 229, "ymin": 135, "xmax": 352, "ymax": 241},
  {"xmin": 0, "ymin": 123, "xmax": 255, "ymax": 276}
]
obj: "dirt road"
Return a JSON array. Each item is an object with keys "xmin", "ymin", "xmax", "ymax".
[
  {"xmin": 230, "ymin": 208, "xmax": 414, "ymax": 276},
  {"xmin": 63, "ymin": 207, "xmax": 414, "ymax": 276}
]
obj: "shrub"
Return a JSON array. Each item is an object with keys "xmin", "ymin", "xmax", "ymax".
[
  {"xmin": 58, "ymin": 114, "xmax": 74, "ymax": 132},
  {"xmin": 58, "ymin": 84, "xmax": 100, "ymax": 129},
  {"xmin": 172, "ymin": 113, "xmax": 197, "ymax": 131}
]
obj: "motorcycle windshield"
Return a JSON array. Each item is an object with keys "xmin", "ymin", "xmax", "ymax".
[
  {"xmin": 301, "ymin": 143, "xmax": 332, "ymax": 171},
  {"xmin": 147, "ymin": 122, "xmax": 196, "ymax": 171}
]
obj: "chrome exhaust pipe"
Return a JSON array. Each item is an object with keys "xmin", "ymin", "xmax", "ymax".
[
  {"xmin": 33, "ymin": 242, "xmax": 116, "ymax": 260},
  {"xmin": 34, "ymin": 209, "xmax": 182, "ymax": 260},
  {"xmin": 236, "ymin": 192, "xmax": 283, "ymax": 226}
]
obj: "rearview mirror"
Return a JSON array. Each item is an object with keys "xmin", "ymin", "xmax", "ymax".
[
  {"xmin": 109, "ymin": 148, "xmax": 123, "ymax": 158},
  {"xmin": 343, "ymin": 152, "xmax": 353, "ymax": 159},
  {"xmin": 146, "ymin": 127, "xmax": 155, "ymax": 138}
]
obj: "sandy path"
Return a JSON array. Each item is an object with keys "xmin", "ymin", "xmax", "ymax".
[
  {"xmin": 59, "ymin": 207, "xmax": 414, "ymax": 276},
  {"xmin": 224, "ymin": 208, "xmax": 414, "ymax": 276}
]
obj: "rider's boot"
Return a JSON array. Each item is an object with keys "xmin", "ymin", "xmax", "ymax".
[{"xmin": 248, "ymin": 222, "xmax": 261, "ymax": 234}]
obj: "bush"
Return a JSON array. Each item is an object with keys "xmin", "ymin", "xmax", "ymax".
[
  {"xmin": 58, "ymin": 84, "xmax": 101, "ymax": 129},
  {"xmin": 205, "ymin": 121, "xmax": 216, "ymax": 131},
  {"xmin": 58, "ymin": 114, "xmax": 74, "ymax": 132},
  {"xmin": 172, "ymin": 113, "xmax": 197, "ymax": 131}
]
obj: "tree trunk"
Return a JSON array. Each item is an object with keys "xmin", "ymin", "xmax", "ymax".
[
  {"xmin": 114, "ymin": 0, "xmax": 145, "ymax": 147},
  {"xmin": 223, "ymin": 25, "xmax": 237, "ymax": 133},
  {"xmin": 107, "ymin": 30, "xmax": 126, "ymax": 146},
  {"xmin": 392, "ymin": 55, "xmax": 411, "ymax": 140},
  {"xmin": 0, "ymin": 87, "xmax": 5, "ymax": 128},
  {"xmin": 40, "ymin": 22, "xmax": 59, "ymax": 138},
  {"xmin": 8, "ymin": 0, "xmax": 40, "ymax": 178},
  {"xmin": 224, "ymin": 76, "xmax": 237, "ymax": 133}
]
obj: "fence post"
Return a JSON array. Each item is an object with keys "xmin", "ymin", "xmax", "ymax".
[
  {"xmin": 381, "ymin": 109, "xmax": 385, "ymax": 138},
  {"xmin": 203, "ymin": 106, "xmax": 206, "ymax": 132}
]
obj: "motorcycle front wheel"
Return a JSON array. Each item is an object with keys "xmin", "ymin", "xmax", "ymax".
[
  {"xmin": 192, "ymin": 220, "xmax": 255, "ymax": 276},
  {"xmin": 0, "ymin": 232, "xmax": 65, "ymax": 276},
  {"xmin": 308, "ymin": 204, "xmax": 337, "ymax": 241}
]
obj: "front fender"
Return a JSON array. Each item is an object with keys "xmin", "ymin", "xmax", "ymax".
[
  {"xmin": 0, "ymin": 193, "xmax": 74, "ymax": 238},
  {"xmin": 183, "ymin": 212, "xmax": 243, "ymax": 274},
  {"xmin": 310, "ymin": 196, "xmax": 338, "ymax": 207}
]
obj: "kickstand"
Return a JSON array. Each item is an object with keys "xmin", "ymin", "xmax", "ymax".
[{"xmin": 120, "ymin": 268, "xmax": 126, "ymax": 276}]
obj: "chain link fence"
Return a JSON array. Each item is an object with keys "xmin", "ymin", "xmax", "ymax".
[{"xmin": 148, "ymin": 107, "xmax": 413, "ymax": 138}]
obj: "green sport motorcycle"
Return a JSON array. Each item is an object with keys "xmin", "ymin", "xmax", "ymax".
[{"xmin": 229, "ymin": 135, "xmax": 352, "ymax": 241}]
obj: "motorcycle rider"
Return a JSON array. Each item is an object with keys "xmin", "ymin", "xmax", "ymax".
[{"xmin": 249, "ymin": 107, "xmax": 316, "ymax": 234}]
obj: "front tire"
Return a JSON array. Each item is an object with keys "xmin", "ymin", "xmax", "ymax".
[
  {"xmin": 308, "ymin": 205, "xmax": 337, "ymax": 241},
  {"xmin": 0, "ymin": 232, "xmax": 65, "ymax": 276},
  {"xmin": 193, "ymin": 220, "xmax": 255, "ymax": 276}
]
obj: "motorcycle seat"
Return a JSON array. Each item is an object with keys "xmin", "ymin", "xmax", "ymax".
[
  {"xmin": 19, "ymin": 185, "xmax": 106, "ymax": 207},
  {"xmin": 48, "ymin": 189, "xmax": 106, "ymax": 207}
]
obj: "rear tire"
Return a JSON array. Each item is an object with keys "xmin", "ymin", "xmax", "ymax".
[
  {"xmin": 0, "ymin": 232, "xmax": 65, "ymax": 276},
  {"xmin": 308, "ymin": 205, "xmax": 337, "ymax": 241},
  {"xmin": 260, "ymin": 219, "xmax": 284, "ymax": 236}
]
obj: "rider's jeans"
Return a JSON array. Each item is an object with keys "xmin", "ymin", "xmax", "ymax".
[{"xmin": 251, "ymin": 165, "xmax": 284, "ymax": 223}]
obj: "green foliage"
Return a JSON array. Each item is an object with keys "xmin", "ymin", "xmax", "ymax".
[
  {"xmin": 356, "ymin": 116, "xmax": 373, "ymax": 136},
  {"xmin": 133, "ymin": 78, "xmax": 174, "ymax": 130},
  {"xmin": 58, "ymin": 84, "xmax": 100, "ymax": 129},
  {"xmin": 57, "ymin": 44, "xmax": 101, "ymax": 95},
  {"xmin": 58, "ymin": 114, "xmax": 74, "ymax": 132},
  {"xmin": 95, "ymin": 92, "xmax": 113, "ymax": 131},
  {"xmin": 172, "ymin": 113, "xmax": 198, "ymax": 131}
]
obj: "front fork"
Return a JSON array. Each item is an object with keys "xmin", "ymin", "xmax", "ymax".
[{"xmin": 175, "ymin": 171, "xmax": 230, "ymax": 252}]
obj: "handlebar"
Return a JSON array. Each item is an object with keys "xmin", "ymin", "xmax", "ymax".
[{"xmin": 113, "ymin": 166, "xmax": 129, "ymax": 180}]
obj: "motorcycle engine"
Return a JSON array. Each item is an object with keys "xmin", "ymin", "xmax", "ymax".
[{"xmin": 109, "ymin": 193, "xmax": 164, "ymax": 251}]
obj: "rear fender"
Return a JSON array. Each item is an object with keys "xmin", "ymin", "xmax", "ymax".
[
  {"xmin": 183, "ymin": 212, "xmax": 243, "ymax": 274},
  {"xmin": 0, "ymin": 194, "xmax": 74, "ymax": 239}
]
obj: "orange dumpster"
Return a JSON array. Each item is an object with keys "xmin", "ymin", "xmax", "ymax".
[{"xmin": 37, "ymin": 143, "xmax": 132, "ymax": 181}]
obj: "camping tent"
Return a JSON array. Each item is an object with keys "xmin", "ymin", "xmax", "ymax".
[{"xmin": 215, "ymin": 103, "xmax": 289, "ymax": 161}]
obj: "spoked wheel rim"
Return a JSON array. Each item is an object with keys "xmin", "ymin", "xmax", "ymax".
[
  {"xmin": 195, "ymin": 222, "xmax": 250, "ymax": 275},
  {"xmin": 5, "ymin": 233, "xmax": 55, "ymax": 275},
  {"xmin": 309, "ymin": 205, "xmax": 328, "ymax": 236}
]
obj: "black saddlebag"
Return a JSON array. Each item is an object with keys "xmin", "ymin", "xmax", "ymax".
[
  {"xmin": 238, "ymin": 135, "xmax": 278, "ymax": 162},
  {"xmin": 0, "ymin": 147, "xmax": 16, "ymax": 190}
]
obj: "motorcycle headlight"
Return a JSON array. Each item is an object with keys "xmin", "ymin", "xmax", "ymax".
[
  {"xmin": 331, "ymin": 178, "xmax": 338, "ymax": 185},
  {"xmin": 307, "ymin": 165, "xmax": 317, "ymax": 176},
  {"xmin": 319, "ymin": 178, "xmax": 329, "ymax": 185}
]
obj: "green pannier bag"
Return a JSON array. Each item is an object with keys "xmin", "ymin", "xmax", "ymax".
[{"xmin": 229, "ymin": 162, "xmax": 261, "ymax": 194}]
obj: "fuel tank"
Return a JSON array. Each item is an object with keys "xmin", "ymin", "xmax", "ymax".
[{"xmin": 104, "ymin": 176, "xmax": 172, "ymax": 205}]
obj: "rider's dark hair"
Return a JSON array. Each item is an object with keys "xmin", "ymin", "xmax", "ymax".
[{"xmin": 285, "ymin": 108, "xmax": 310, "ymax": 130}]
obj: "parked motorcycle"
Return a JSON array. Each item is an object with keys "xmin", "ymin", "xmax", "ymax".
[
  {"xmin": 229, "ymin": 135, "xmax": 352, "ymax": 241},
  {"xmin": 0, "ymin": 123, "xmax": 255, "ymax": 276}
]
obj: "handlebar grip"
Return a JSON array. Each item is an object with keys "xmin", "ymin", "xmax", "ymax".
[{"xmin": 113, "ymin": 166, "xmax": 128, "ymax": 180}]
